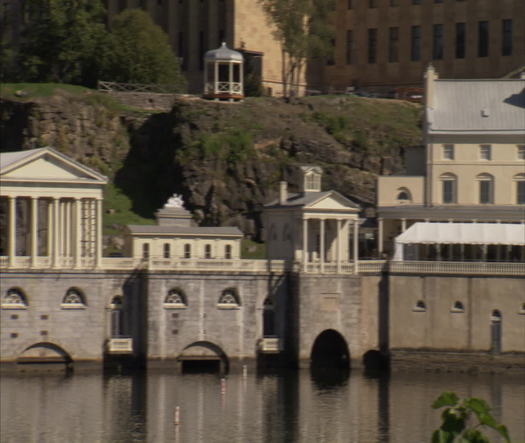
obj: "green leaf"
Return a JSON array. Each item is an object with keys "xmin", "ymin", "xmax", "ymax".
[
  {"xmin": 433, "ymin": 392, "xmax": 460, "ymax": 409},
  {"xmin": 432, "ymin": 429, "xmax": 456, "ymax": 443},
  {"xmin": 462, "ymin": 429, "xmax": 491, "ymax": 443}
]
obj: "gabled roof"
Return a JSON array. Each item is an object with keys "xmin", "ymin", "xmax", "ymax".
[
  {"xmin": 428, "ymin": 79, "xmax": 525, "ymax": 134},
  {"xmin": 0, "ymin": 147, "xmax": 108, "ymax": 183},
  {"xmin": 265, "ymin": 190, "xmax": 360, "ymax": 211}
]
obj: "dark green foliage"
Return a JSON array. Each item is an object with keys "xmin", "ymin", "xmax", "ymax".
[
  {"xmin": 105, "ymin": 9, "xmax": 186, "ymax": 89},
  {"xmin": 432, "ymin": 392, "xmax": 511, "ymax": 443}
]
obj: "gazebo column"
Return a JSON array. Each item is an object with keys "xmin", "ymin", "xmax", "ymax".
[
  {"xmin": 377, "ymin": 217, "xmax": 383, "ymax": 256},
  {"xmin": 95, "ymin": 199, "xmax": 103, "ymax": 268},
  {"xmin": 30, "ymin": 197, "xmax": 38, "ymax": 266},
  {"xmin": 353, "ymin": 219, "xmax": 359, "ymax": 274},
  {"xmin": 74, "ymin": 198, "xmax": 82, "ymax": 268},
  {"xmin": 52, "ymin": 198, "xmax": 60, "ymax": 268},
  {"xmin": 8, "ymin": 196, "xmax": 16, "ymax": 267},
  {"xmin": 320, "ymin": 218, "xmax": 325, "ymax": 273},
  {"xmin": 303, "ymin": 218, "xmax": 308, "ymax": 272},
  {"xmin": 228, "ymin": 62, "xmax": 234, "ymax": 97},
  {"xmin": 214, "ymin": 62, "xmax": 219, "ymax": 95}
]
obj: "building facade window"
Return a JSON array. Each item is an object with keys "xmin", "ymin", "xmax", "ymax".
[
  {"xmin": 502, "ymin": 19, "xmax": 512, "ymax": 56},
  {"xmin": 518, "ymin": 146, "xmax": 525, "ymax": 160},
  {"xmin": 204, "ymin": 244, "xmax": 212, "ymax": 259},
  {"xmin": 62, "ymin": 288, "xmax": 86, "ymax": 306},
  {"xmin": 346, "ymin": 30, "xmax": 354, "ymax": 64},
  {"xmin": 164, "ymin": 289, "xmax": 187, "ymax": 306},
  {"xmin": 515, "ymin": 174, "xmax": 525, "ymax": 204},
  {"xmin": 441, "ymin": 173, "xmax": 457, "ymax": 204},
  {"xmin": 455, "ymin": 23, "xmax": 466, "ymax": 58},
  {"xmin": 411, "ymin": 26, "xmax": 421, "ymax": 61},
  {"xmin": 2, "ymin": 288, "xmax": 28, "ymax": 307},
  {"xmin": 142, "ymin": 243, "xmax": 149, "ymax": 259},
  {"xmin": 163, "ymin": 243, "xmax": 170, "ymax": 258},
  {"xmin": 432, "ymin": 24, "xmax": 444, "ymax": 60},
  {"xmin": 478, "ymin": 21, "xmax": 489, "ymax": 57},
  {"xmin": 388, "ymin": 27, "xmax": 399, "ymax": 63},
  {"xmin": 452, "ymin": 301, "xmax": 465, "ymax": 312},
  {"xmin": 477, "ymin": 173, "xmax": 494, "ymax": 204},
  {"xmin": 218, "ymin": 288, "xmax": 240, "ymax": 307},
  {"xmin": 225, "ymin": 244, "xmax": 232, "ymax": 259},
  {"xmin": 305, "ymin": 173, "xmax": 320, "ymax": 191},
  {"xmin": 184, "ymin": 243, "xmax": 191, "ymax": 259},
  {"xmin": 480, "ymin": 145, "xmax": 491, "ymax": 160},
  {"xmin": 443, "ymin": 144, "xmax": 454, "ymax": 160},
  {"xmin": 397, "ymin": 188, "xmax": 412, "ymax": 203},
  {"xmin": 368, "ymin": 28, "xmax": 377, "ymax": 64},
  {"xmin": 414, "ymin": 300, "xmax": 426, "ymax": 312}
]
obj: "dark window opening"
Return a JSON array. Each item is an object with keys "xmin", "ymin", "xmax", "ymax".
[
  {"xmin": 368, "ymin": 28, "xmax": 377, "ymax": 64},
  {"xmin": 411, "ymin": 26, "xmax": 421, "ymax": 61},
  {"xmin": 456, "ymin": 23, "xmax": 466, "ymax": 58},
  {"xmin": 310, "ymin": 330, "xmax": 350, "ymax": 369},
  {"xmin": 389, "ymin": 27, "xmax": 399, "ymax": 62},
  {"xmin": 478, "ymin": 21, "xmax": 489, "ymax": 57},
  {"xmin": 433, "ymin": 24, "xmax": 444, "ymax": 60},
  {"xmin": 502, "ymin": 19, "xmax": 512, "ymax": 56}
]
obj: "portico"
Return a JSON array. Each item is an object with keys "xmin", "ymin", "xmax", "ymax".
[{"xmin": 0, "ymin": 148, "xmax": 107, "ymax": 270}]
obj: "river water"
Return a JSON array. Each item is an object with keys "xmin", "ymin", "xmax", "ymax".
[{"xmin": 1, "ymin": 369, "xmax": 524, "ymax": 443}]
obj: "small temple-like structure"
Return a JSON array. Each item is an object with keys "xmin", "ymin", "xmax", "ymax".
[{"xmin": 203, "ymin": 42, "xmax": 244, "ymax": 102}]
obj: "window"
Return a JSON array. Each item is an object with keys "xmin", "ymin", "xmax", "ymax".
[
  {"xmin": 455, "ymin": 23, "xmax": 466, "ymax": 58},
  {"xmin": 414, "ymin": 300, "xmax": 426, "ymax": 312},
  {"xmin": 452, "ymin": 301, "xmax": 465, "ymax": 313},
  {"xmin": 477, "ymin": 173, "xmax": 494, "ymax": 204},
  {"xmin": 433, "ymin": 24, "xmax": 444, "ymax": 60},
  {"xmin": 478, "ymin": 21, "xmax": 489, "ymax": 57},
  {"xmin": 164, "ymin": 289, "xmax": 187, "ymax": 307},
  {"xmin": 480, "ymin": 145, "xmax": 491, "ymax": 160},
  {"xmin": 218, "ymin": 288, "xmax": 240, "ymax": 308},
  {"xmin": 225, "ymin": 244, "xmax": 232, "ymax": 259},
  {"xmin": 346, "ymin": 30, "xmax": 354, "ymax": 64},
  {"xmin": 204, "ymin": 244, "xmax": 212, "ymax": 259},
  {"xmin": 397, "ymin": 188, "xmax": 412, "ymax": 203},
  {"xmin": 305, "ymin": 173, "xmax": 320, "ymax": 191},
  {"xmin": 184, "ymin": 244, "xmax": 191, "ymax": 259},
  {"xmin": 368, "ymin": 28, "xmax": 377, "ymax": 64},
  {"xmin": 62, "ymin": 288, "xmax": 86, "ymax": 307},
  {"xmin": 142, "ymin": 243, "xmax": 150, "ymax": 260},
  {"xmin": 502, "ymin": 19, "xmax": 512, "ymax": 56},
  {"xmin": 163, "ymin": 243, "xmax": 170, "ymax": 259},
  {"xmin": 518, "ymin": 146, "xmax": 525, "ymax": 160},
  {"xmin": 441, "ymin": 173, "xmax": 457, "ymax": 204},
  {"xmin": 2, "ymin": 288, "xmax": 28, "ymax": 308},
  {"xmin": 515, "ymin": 174, "xmax": 525, "ymax": 204},
  {"xmin": 389, "ymin": 27, "xmax": 399, "ymax": 63},
  {"xmin": 411, "ymin": 26, "xmax": 421, "ymax": 61},
  {"xmin": 443, "ymin": 144, "xmax": 454, "ymax": 160}
]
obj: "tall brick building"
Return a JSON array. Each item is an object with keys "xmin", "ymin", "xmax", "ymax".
[{"xmin": 325, "ymin": 0, "xmax": 525, "ymax": 90}]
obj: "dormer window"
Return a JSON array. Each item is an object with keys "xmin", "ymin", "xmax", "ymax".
[{"xmin": 305, "ymin": 173, "xmax": 321, "ymax": 191}]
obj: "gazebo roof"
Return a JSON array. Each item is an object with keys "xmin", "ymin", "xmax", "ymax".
[{"xmin": 204, "ymin": 42, "xmax": 243, "ymax": 62}]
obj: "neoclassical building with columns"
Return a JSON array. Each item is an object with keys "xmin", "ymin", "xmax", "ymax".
[{"xmin": 0, "ymin": 148, "xmax": 107, "ymax": 270}]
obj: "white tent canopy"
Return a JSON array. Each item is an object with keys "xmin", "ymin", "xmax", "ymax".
[{"xmin": 394, "ymin": 222, "xmax": 525, "ymax": 260}]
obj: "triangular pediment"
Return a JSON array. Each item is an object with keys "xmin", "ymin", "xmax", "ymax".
[
  {"xmin": 0, "ymin": 148, "xmax": 107, "ymax": 183},
  {"xmin": 306, "ymin": 192, "xmax": 360, "ymax": 211}
]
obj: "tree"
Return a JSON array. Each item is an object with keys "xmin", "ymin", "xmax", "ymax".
[
  {"xmin": 105, "ymin": 9, "xmax": 186, "ymax": 90},
  {"xmin": 15, "ymin": 0, "xmax": 109, "ymax": 86},
  {"xmin": 258, "ymin": 0, "xmax": 335, "ymax": 97},
  {"xmin": 432, "ymin": 392, "xmax": 511, "ymax": 443}
]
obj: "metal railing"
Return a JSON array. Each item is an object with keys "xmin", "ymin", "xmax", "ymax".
[
  {"xmin": 388, "ymin": 260, "xmax": 525, "ymax": 276},
  {"xmin": 98, "ymin": 81, "xmax": 181, "ymax": 94}
]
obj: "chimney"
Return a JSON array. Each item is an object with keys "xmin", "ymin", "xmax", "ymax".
[
  {"xmin": 424, "ymin": 64, "xmax": 438, "ymax": 109},
  {"xmin": 279, "ymin": 181, "xmax": 288, "ymax": 205}
]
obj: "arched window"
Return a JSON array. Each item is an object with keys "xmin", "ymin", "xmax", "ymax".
[
  {"xmin": 62, "ymin": 288, "xmax": 86, "ymax": 308},
  {"xmin": 514, "ymin": 173, "xmax": 525, "ymax": 204},
  {"xmin": 163, "ymin": 243, "xmax": 171, "ymax": 259},
  {"xmin": 184, "ymin": 244, "xmax": 191, "ymax": 259},
  {"xmin": 224, "ymin": 244, "xmax": 232, "ymax": 259},
  {"xmin": 164, "ymin": 289, "xmax": 187, "ymax": 308},
  {"xmin": 2, "ymin": 288, "xmax": 28, "ymax": 308},
  {"xmin": 452, "ymin": 301, "xmax": 465, "ymax": 313},
  {"xmin": 396, "ymin": 187, "xmax": 412, "ymax": 203},
  {"xmin": 204, "ymin": 244, "xmax": 212, "ymax": 259},
  {"xmin": 440, "ymin": 173, "xmax": 457, "ymax": 204},
  {"xmin": 519, "ymin": 303, "xmax": 525, "ymax": 315},
  {"xmin": 491, "ymin": 309, "xmax": 502, "ymax": 321},
  {"xmin": 490, "ymin": 309, "xmax": 502, "ymax": 354},
  {"xmin": 110, "ymin": 295, "xmax": 123, "ymax": 309},
  {"xmin": 218, "ymin": 288, "xmax": 240, "ymax": 308},
  {"xmin": 142, "ymin": 243, "xmax": 150, "ymax": 260},
  {"xmin": 413, "ymin": 300, "xmax": 427, "ymax": 312},
  {"xmin": 477, "ymin": 173, "xmax": 494, "ymax": 204},
  {"xmin": 263, "ymin": 297, "xmax": 275, "ymax": 336}
]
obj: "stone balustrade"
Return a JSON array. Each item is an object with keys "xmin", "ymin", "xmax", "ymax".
[{"xmin": 107, "ymin": 338, "xmax": 133, "ymax": 354}]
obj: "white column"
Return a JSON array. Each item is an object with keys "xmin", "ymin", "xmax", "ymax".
[
  {"xmin": 228, "ymin": 62, "xmax": 233, "ymax": 95},
  {"xmin": 65, "ymin": 200, "xmax": 71, "ymax": 259},
  {"xmin": 8, "ymin": 196, "xmax": 16, "ymax": 267},
  {"xmin": 74, "ymin": 198, "xmax": 82, "ymax": 268},
  {"xmin": 239, "ymin": 62, "xmax": 244, "ymax": 94},
  {"xmin": 377, "ymin": 217, "xmax": 383, "ymax": 256},
  {"xmin": 52, "ymin": 198, "xmax": 60, "ymax": 268},
  {"xmin": 336, "ymin": 219, "xmax": 342, "ymax": 273},
  {"xmin": 320, "ymin": 218, "xmax": 325, "ymax": 273},
  {"xmin": 401, "ymin": 218, "xmax": 407, "ymax": 232},
  {"xmin": 353, "ymin": 219, "xmax": 359, "ymax": 274},
  {"xmin": 30, "ymin": 197, "xmax": 38, "ymax": 266},
  {"xmin": 95, "ymin": 198, "xmax": 103, "ymax": 268},
  {"xmin": 303, "ymin": 218, "xmax": 308, "ymax": 272},
  {"xmin": 203, "ymin": 61, "xmax": 208, "ymax": 93},
  {"xmin": 46, "ymin": 200, "xmax": 52, "ymax": 258},
  {"xmin": 214, "ymin": 62, "xmax": 219, "ymax": 94}
]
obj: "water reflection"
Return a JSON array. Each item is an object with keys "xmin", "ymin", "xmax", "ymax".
[{"xmin": 1, "ymin": 370, "xmax": 523, "ymax": 442}]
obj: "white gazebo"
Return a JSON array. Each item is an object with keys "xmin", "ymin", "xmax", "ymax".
[{"xmin": 203, "ymin": 42, "xmax": 244, "ymax": 102}]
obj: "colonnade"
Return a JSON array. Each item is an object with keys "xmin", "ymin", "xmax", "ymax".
[
  {"xmin": 4, "ymin": 196, "xmax": 102, "ymax": 269},
  {"xmin": 302, "ymin": 217, "xmax": 359, "ymax": 273}
]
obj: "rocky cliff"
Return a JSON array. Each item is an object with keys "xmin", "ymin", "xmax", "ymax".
[{"xmin": 0, "ymin": 85, "xmax": 422, "ymax": 244}]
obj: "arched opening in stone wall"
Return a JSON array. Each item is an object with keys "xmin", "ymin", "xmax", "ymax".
[
  {"xmin": 263, "ymin": 297, "xmax": 275, "ymax": 337},
  {"xmin": 17, "ymin": 342, "xmax": 73, "ymax": 373},
  {"xmin": 310, "ymin": 329, "xmax": 350, "ymax": 369},
  {"xmin": 178, "ymin": 341, "xmax": 229, "ymax": 374}
]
